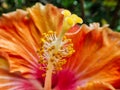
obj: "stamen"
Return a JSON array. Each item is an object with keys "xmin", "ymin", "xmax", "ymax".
[
  {"xmin": 37, "ymin": 31, "xmax": 75, "ymax": 90},
  {"xmin": 38, "ymin": 31, "xmax": 74, "ymax": 72}
]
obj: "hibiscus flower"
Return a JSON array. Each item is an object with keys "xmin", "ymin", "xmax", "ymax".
[{"xmin": 0, "ymin": 3, "xmax": 120, "ymax": 90}]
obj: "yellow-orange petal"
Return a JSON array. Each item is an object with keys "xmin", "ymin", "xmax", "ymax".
[
  {"xmin": 64, "ymin": 23, "xmax": 120, "ymax": 88},
  {"xmin": 27, "ymin": 3, "xmax": 64, "ymax": 35}
]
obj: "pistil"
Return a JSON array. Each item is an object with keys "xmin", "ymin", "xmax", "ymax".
[
  {"xmin": 44, "ymin": 60, "xmax": 53, "ymax": 90},
  {"xmin": 38, "ymin": 10, "xmax": 83, "ymax": 90}
]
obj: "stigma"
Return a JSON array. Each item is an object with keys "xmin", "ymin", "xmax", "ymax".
[
  {"xmin": 38, "ymin": 30, "xmax": 75, "ymax": 72},
  {"xmin": 62, "ymin": 10, "xmax": 83, "ymax": 32}
]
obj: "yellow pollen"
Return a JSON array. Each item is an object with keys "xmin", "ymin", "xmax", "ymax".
[
  {"xmin": 48, "ymin": 30, "xmax": 53, "ymax": 34},
  {"xmin": 38, "ymin": 31, "xmax": 75, "ymax": 72},
  {"xmin": 41, "ymin": 38, "xmax": 46, "ymax": 42}
]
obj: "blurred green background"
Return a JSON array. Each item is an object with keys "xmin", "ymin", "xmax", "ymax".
[{"xmin": 0, "ymin": 0, "xmax": 120, "ymax": 31}]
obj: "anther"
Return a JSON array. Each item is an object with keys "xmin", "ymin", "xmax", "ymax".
[{"xmin": 38, "ymin": 31, "xmax": 75, "ymax": 72}]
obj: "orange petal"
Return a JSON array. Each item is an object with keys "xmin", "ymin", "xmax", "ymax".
[
  {"xmin": 77, "ymin": 81, "xmax": 115, "ymax": 90},
  {"xmin": 27, "ymin": 3, "xmax": 64, "ymax": 34},
  {"xmin": 0, "ymin": 57, "xmax": 9, "ymax": 70},
  {"xmin": 0, "ymin": 9, "xmax": 41, "ymax": 77},
  {"xmin": 0, "ymin": 3, "xmax": 64, "ymax": 78},
  {"xmin": 0, "ymin": 68, "xmax": 42, "ymax": 90},
  {"xmin": 65, "ymin": 23, "xmax": 120, "ymax": 88}
]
